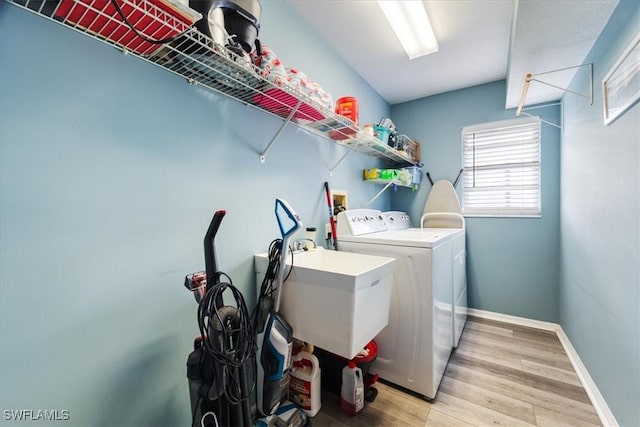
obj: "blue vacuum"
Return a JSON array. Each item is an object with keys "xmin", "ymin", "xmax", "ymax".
[{"xmin": 254, "ymin": 199, "xmax": 301, "ymax": 417}]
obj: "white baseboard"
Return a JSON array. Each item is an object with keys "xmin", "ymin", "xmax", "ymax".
[
  {"xmin": 467, "ymin": 308, "xmax": 559, "ymax": 332},
  {"xmin": 466, "ymin": 308, "xmax": 619, "ymax": 427},
  {"xmin": 554, "ymin": 328, "xmax": 620, "ymax": 427}
]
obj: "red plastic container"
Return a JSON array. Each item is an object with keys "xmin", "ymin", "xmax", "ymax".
[
  {"xmin": 330, "ymin": 96, "xmax": 359, "ymax": 140},
  {"xmin": 335, "ymin": 96, "xmax": 359, "ymax": 124}
]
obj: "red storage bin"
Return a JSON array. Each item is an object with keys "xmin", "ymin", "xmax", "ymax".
[{"xmin": 54, "ymin": 0, "xmax": 200, "ymax": 56}]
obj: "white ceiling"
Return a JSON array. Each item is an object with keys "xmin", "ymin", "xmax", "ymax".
[
  {"xmin": 286, "ymin": 0, "xmax": 619, "ymax": 109},
  {"xmin": 506, "ymin": 0, "xmax": 619, "ymax": 109}
]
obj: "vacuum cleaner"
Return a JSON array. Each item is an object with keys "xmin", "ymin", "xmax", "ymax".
[
  {"xmin": 185, "ymin": 210, "xmax": 254, "ymax": 427},
  {"xmin": 189, "ymin": 0, "xmax": 262, "ymax": 54},
  {"xmin": 253, "ymin": 199, "xmax": 301, "ymax": 417}
]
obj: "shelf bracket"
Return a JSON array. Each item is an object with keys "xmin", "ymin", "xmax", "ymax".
[
  {"xmin": 329, "ymin": 140, "xmax": 364, "ymax": 176},
  {"xmin": 259, "ymin": 99, "xmax": 303, "ymax": 163},
  {"xmin": 365, "ymin": 181, "xmax": 395, "ymax": 208}
]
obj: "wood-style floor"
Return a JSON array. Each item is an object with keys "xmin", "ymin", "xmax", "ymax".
[{"xmin": 312, "ymin": 315, "xmax": 602, "ymax": 427}]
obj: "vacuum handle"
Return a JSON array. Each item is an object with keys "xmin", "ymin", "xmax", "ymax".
[
  {"xmin": 274, "ymin": 199, "xmax": 301, "ymax": 313},
  {"xmin": 274, "ymin": 199, "xmax": 301, "ymax": 240},
  {"xmin": 204, "ymin": 209, "xmax": 226, "ymax": 286}
]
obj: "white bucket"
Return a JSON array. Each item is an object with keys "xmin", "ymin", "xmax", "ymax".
[{"xmin": 289, "ymin": 351, "xmax": 321, "ymax": 417}]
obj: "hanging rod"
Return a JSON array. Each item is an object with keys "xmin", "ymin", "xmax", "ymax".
[
  {"xmin": 520, "ymin": 101, "xmax": 564, "ymax": 130},
  {"xmin": 516, "ymin": 63, "xmax": 593, "ymax": 116}
]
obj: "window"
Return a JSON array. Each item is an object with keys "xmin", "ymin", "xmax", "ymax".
[{"xmin": 461, "ymin": 117, "xmax": 541, "ymax": 217}]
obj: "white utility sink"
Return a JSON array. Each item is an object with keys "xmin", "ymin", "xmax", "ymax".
[{"xmin": 255, "ymin": 248, "xmax": 394, "ymax": 359}]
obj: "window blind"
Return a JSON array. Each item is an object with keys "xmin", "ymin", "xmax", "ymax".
[{"xmin": 461, "ymin": 117, "xmax": 541, "ymax": 217}]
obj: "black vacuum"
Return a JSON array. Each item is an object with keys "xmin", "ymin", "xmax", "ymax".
[{"xmin": 185, "ymin": 210, "xmax": 255, "ymax": 427}]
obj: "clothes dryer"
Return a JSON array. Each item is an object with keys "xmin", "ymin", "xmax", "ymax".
[
  {"xmin": 336, "ymin": 209, "xmax": 461, "ymax": 399},
  {"xmin": 385, "ymin": 208, "xmax": 467, "ymax": 348},
  {"xmin": 421, "ymin": 180, "xmax": 467, "ymax": 348}
]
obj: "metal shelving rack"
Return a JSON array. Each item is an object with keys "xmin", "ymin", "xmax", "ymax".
[{"xmin": 8, "ymin": 0, "xmax": 419, "ymax": 169}]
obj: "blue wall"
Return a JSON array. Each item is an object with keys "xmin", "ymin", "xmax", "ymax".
[
  {"xmin": 559, "ymin": 1, "xmax": 640, "ymax": 425},
  {"xmin": 0, "ymin": 2, "xmax": 391, "ymax": 425},
  {"xmin": 2, "ymin": 0, "xmax": 638, "ymax": 425},
  {"xmin": 391, "ymin": 81, "xmax": 561, "ymax": 322}
]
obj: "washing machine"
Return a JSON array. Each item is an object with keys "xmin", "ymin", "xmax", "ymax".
[
  {"xmin": 382, "ymin": 210, "xmax": 411, "ymax": 230},
  {"xmin": 336, "ymin": 209, "xmax": 462, "ymax": 399}
]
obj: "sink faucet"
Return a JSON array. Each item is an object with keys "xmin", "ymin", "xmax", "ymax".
[{"xmin": 293, "ymin": 238, "xmax": 317, "ymax": 251}]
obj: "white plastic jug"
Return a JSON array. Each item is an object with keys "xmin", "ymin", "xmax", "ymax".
[
  {"xmin": 341, "ymin": 361, "xmax": 364, "ymax": 416},
  {"xmin": 289, "ymin": 351, "xmax": 321, "ymax": 417}
]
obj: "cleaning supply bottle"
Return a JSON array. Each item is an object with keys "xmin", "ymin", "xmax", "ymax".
[
  {"xmin": 341, "ymin": 361, "xmax": 364, "ymax": 416},
  {"xmin": 289, "ymin": 351, "xmax": 321, "ymax": 417}
]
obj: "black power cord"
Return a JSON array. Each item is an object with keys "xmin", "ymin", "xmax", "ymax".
[
  {"xmin": 196, "ymin": 272, "xmax": 255, "ymax": 406},
  {"xmin": 250, "ymin": 239, "xmax": 293, "ymax": 333},
  {"xmin": 108, "ymin": 0, "xmax": 194, "ymax": 45},
  {"xmin": 191, "ymin": 239, "xmax": 292, "ymax": 425}
]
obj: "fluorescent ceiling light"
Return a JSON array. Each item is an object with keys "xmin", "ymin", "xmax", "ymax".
[{"xmin": 378, "ymin": 0, "xmax": 438, "ymax": 59}]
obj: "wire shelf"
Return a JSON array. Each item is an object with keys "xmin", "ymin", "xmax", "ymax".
[{"xmin": 8, "ymin": 0, "xmax": 418, "ymax": 166}]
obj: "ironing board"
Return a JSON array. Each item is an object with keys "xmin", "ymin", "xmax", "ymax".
[{"xmin": 421, "ymin": 180, "xmax": 465, "ymax": 229}]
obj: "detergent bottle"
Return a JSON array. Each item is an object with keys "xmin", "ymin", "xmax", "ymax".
[
  {"xmin": 289, "ymin": 351, "xmax": 321, "ymax": 417},
  {"xmin": 341, "ymin": 361, "xmax": 364, "ymax": 416}
]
